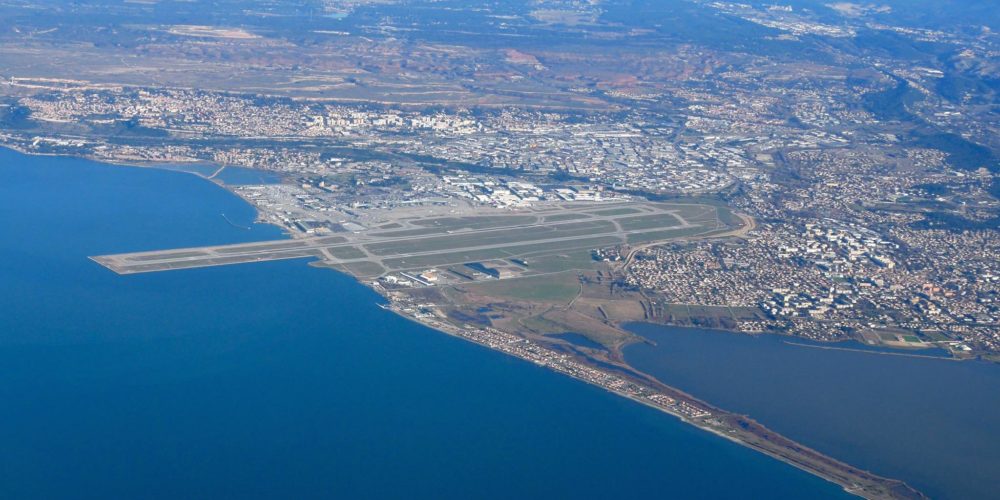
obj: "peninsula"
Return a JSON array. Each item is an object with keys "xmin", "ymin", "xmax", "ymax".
[{"xmin": 89, "ymin": 190, "xmax": 924, "ymax": 500}]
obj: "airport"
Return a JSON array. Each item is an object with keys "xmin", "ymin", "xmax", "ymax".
[{"xmin": 91, "ymin": 201, "xmax": 735, "ymax": 279}]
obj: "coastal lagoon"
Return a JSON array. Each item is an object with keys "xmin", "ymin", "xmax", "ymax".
[
  {"xmin": 0, "ymin": 148, "xmax": 850, "ymax": 499},
  {"xmin": 625, "ymin": 324, "xmax": 1000, "ymax": 500}
]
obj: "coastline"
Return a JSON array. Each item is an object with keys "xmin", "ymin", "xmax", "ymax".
[
  {"xmin": 372, "ymin": 286, "xmax": 925, "ymax": 500},
  {"xmin": 781, "ymin": 341, "xmax": 961, "ymax": 361},
  {"xmin": 620, "ymin": 319, "xmax": 968, "ymax": 361},
  {"xmin": 3, "ymin": 145, "xmax": 927, "ymax": 499}
]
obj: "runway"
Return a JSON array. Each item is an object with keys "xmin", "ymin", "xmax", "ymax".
[{"xmin": 91, "ymin": 202, "xmax": 725, "ymax": 276}]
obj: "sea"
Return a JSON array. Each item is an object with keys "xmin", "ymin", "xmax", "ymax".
[
  {"xmin": 625, "ymin": 324, "xmax": 1000, "ymax": 500},
  {"xmin": 0, "ymin": 147, "xmax": 851, "ymax": 499}
]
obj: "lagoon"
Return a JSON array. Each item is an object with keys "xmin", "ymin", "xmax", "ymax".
[{"xmin": 625, "ymin": 324, "xmax": 1000, "ymax": 500}]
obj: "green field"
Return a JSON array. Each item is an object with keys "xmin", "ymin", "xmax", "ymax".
[
  {"xmin": 364, "ymin": 220, "xmax": 616, "ymax": 256},
  {"xmin": 326, "ymin": 246, "xmax": 367, "ymax": 260},
  {"xmin": 410, "ymin": 215, "xmax": 537, "ymax": 230},
  {"xmin": 627, "ymin": 226, "xmax": 711, "ymax": 244},
  {"xmin": 342, "ymin": 261, "xmax": 385, "ymax": 278},
  {"xmin": 505, "ymin": 236, "xmax": 623, "ymax": 257},
  {"xmin": 466, "ymin": 272, "xmax": 581, "ymax": 303},
  {"xmin": 618, "ymin": 213, "xmax": 682, "ymax": 231},
  {"xmin": 383, "ymin": 248, "xmax": 513, "ymax": 270},
  {"xmin": 588, "ymin": 207, "xmax": 642, "ymax": 216},
  {"xmin": 544, "ymin": 213, "xmax": 591, "ymax": 222},
  {"xmin": 520, "ymin": 250, "xmax": 598, "ymax": 273}
]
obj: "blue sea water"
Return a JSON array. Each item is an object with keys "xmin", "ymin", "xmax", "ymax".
[
  {"xmin": 625, "ymin": 324, "xmax": 1000, "ymax": 500},
  {"xmin": 0, "ymin": 148, "xmax": 851, "ymax": 499}
]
